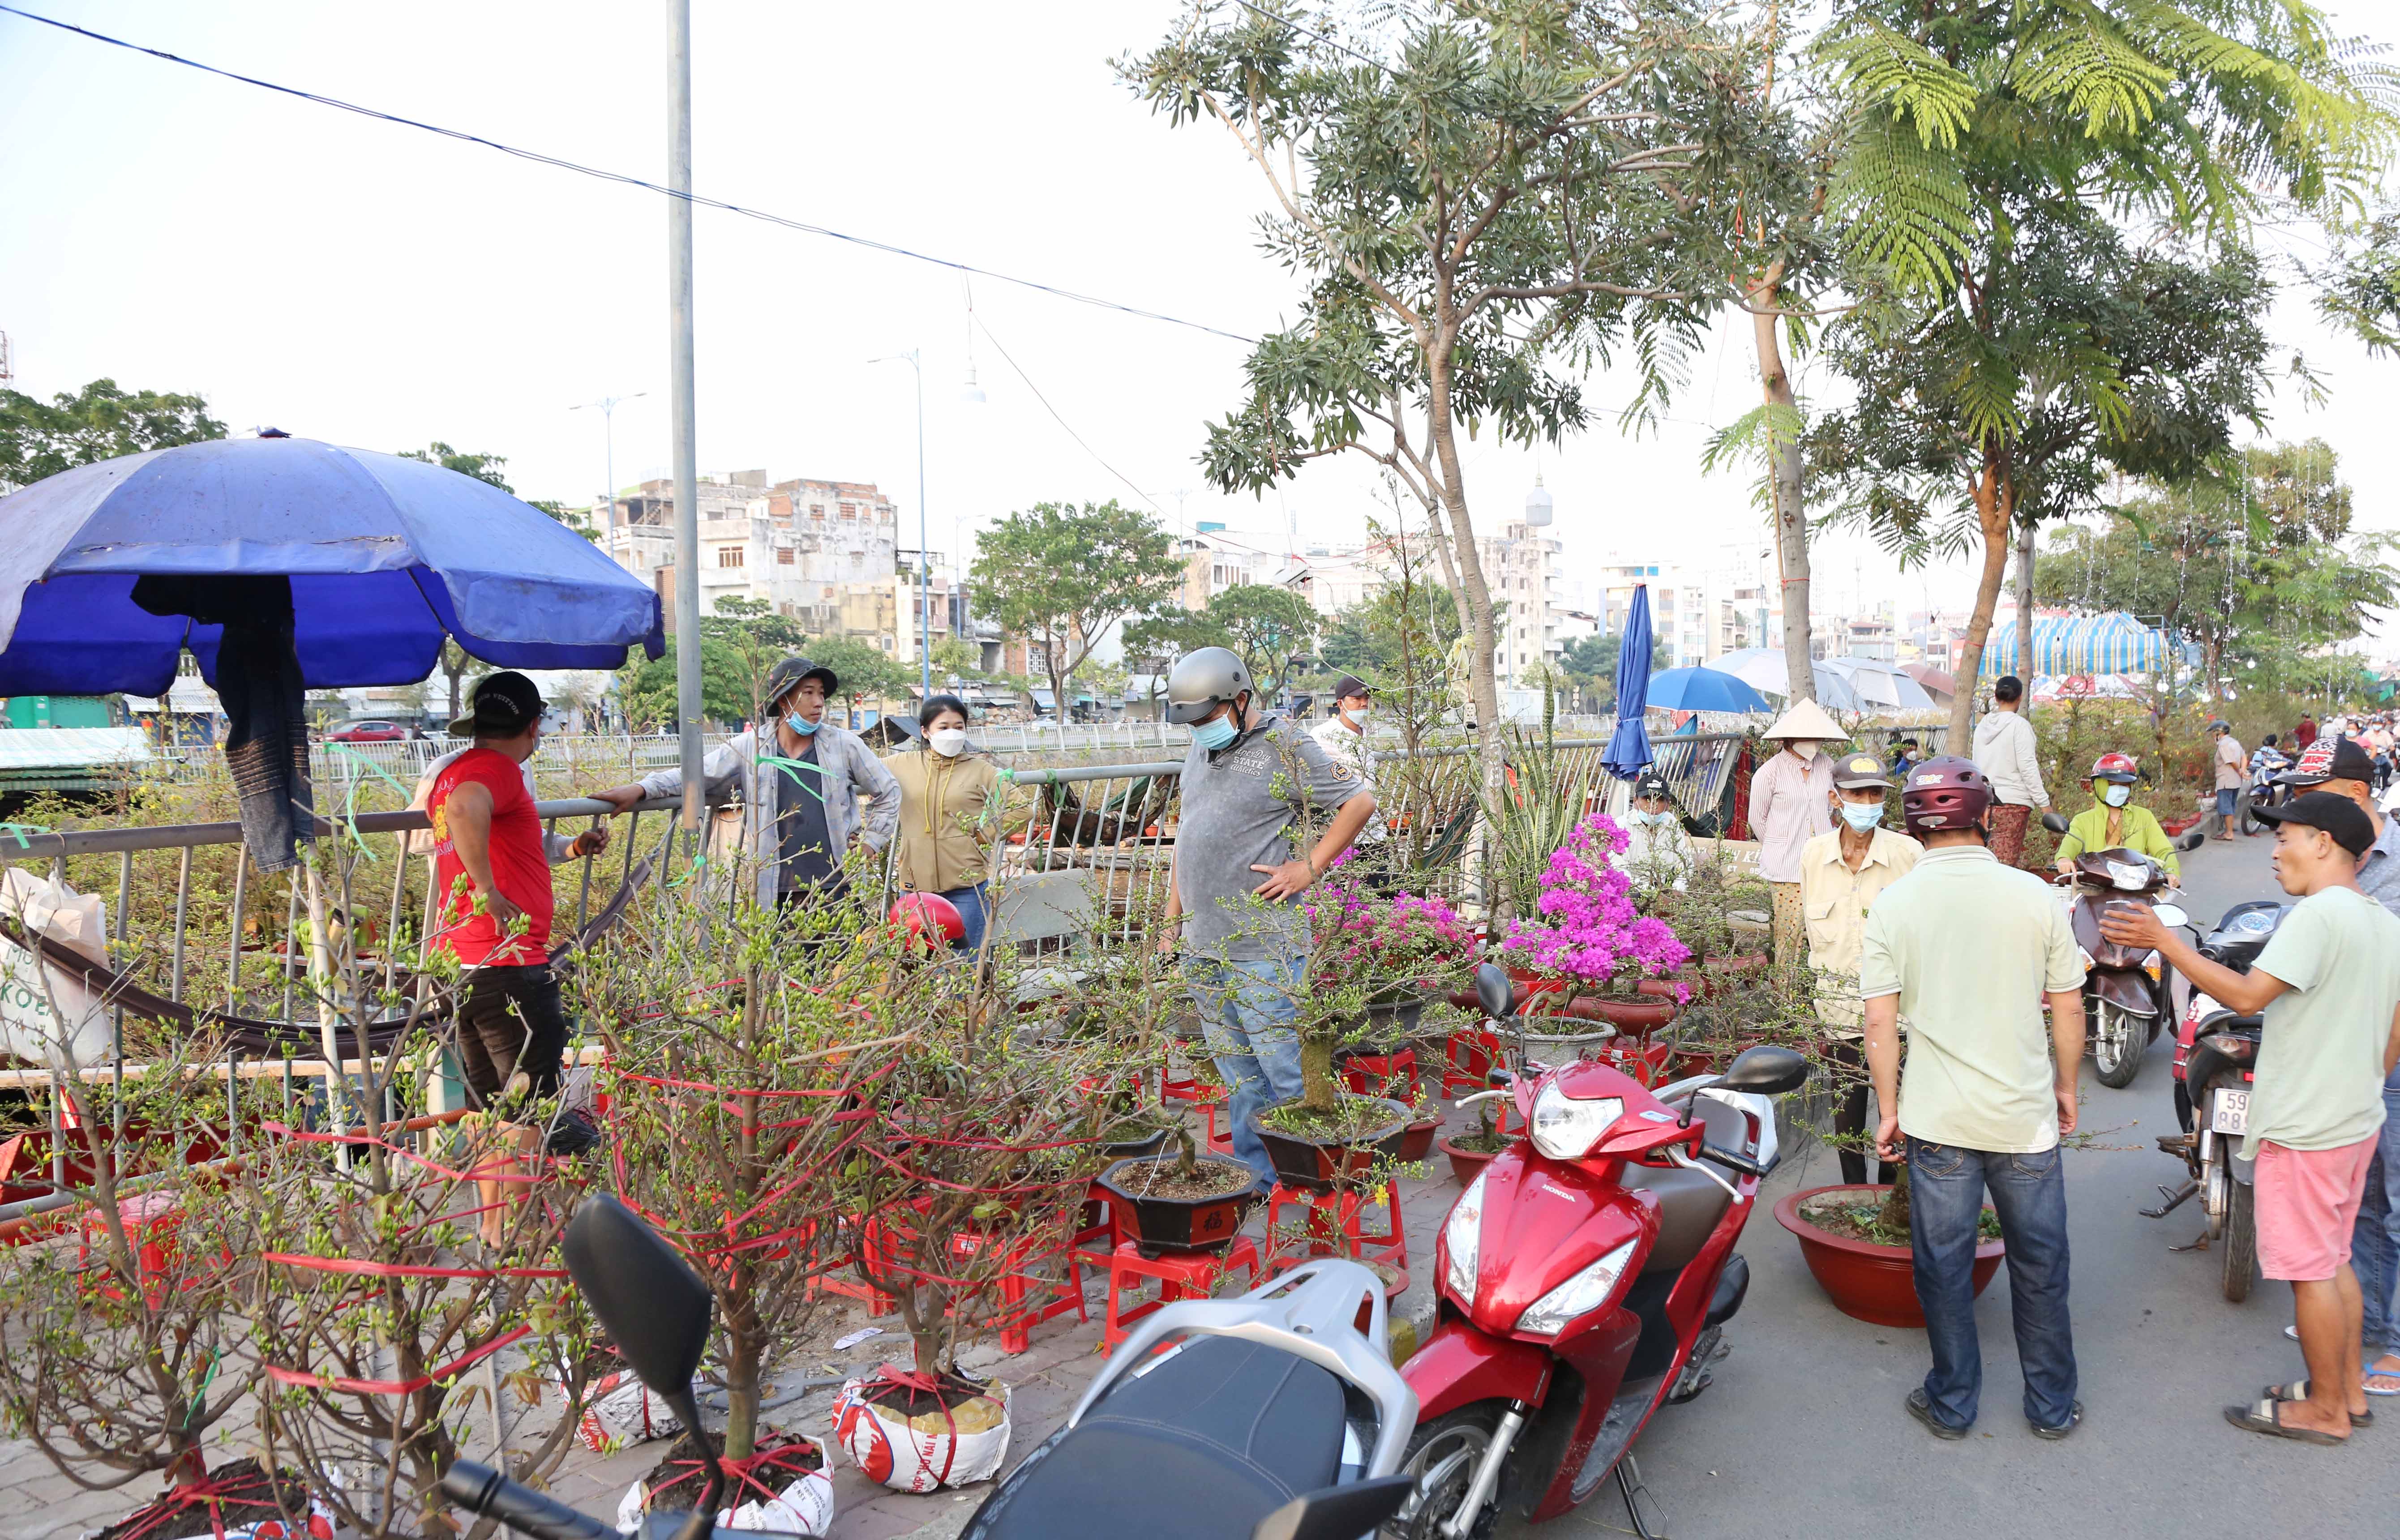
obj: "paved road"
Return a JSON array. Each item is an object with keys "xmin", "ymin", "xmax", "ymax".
[{"xmin": 1505, "ymin": 832, "xmax": 2387, "ymax": 1540}]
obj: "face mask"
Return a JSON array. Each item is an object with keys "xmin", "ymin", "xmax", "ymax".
[
  {"xmin": 1631, "ymin": 808, "xmax": 1672, "ymax": 827},
  {"xmin": 784, "ymin": 714, "xmax": 821, "ymax": 737},
  {"xmin": 2101, "ymin": 783, "xmax": 2131, "ymax": 808},
  {"xmin": 1839, "ymin": 801, "xmax": 1884, "ymax": 832},
  {"xmin": 1787, "ymin": 740, "xmax": 1820, "ymax": 759},
  {"xmin": 1192, "ymin": 714, "xmax": 1239, "ymax": 751},
  {"xmin": 929, "ymin": 727, "xmax": 967, "ymax": 758},
  {"xmin": 1344, "ymin": 703, "xmax": 1371, "ymax": 724}
]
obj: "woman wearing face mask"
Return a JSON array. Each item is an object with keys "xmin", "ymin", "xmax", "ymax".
[
  {"xmin": 883, "ymin": 694, "xmax": 1003, "ymax": 952},
  {"xmin": 1615, "ymin": 770, "xmax": 1694, "ymax": 895},
  {"xmin": 1799, "ymin": 752, "xmax": 1922, "ymax": 1184},
  {"xmin": 2053, "ymin": 752, "xmax": 2179, "ymax": 882}
]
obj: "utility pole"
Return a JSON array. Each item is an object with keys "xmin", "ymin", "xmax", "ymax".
[
  {"xmin": 666, "ymin": 0, "xmax": 703, "ymax": 833},
  {"xmin": 571, "ymin": 393, "xmax": 645, "ymax": 550}
]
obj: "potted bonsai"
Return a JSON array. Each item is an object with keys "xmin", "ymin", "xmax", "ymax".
[
  {"xmin": 1435, "ymin": 1093, "xmax": 1510, "ymax": 1185},
  {"xmin": 1496, "ymin": 811, "xmax": 1690, "ymax": 1044},
  {"xmin": 1774, "ymin": 1163, "xmax": 2006, "ymax": 1326},
  {"xmin": 1097, "ymin": 1124, "xmax": 1264, "ymax": 1253}
]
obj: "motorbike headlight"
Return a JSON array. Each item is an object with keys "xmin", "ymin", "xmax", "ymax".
[
  {"xmin": 1530, "ymin": 1082, "xmax": 1624, "ymax": 1162},
  {"xmin": 2106, "ymin": 859, "xmax": 2151, "ymax": 892},
  {"xmin": 1444, "ymin": 1173, "xmax": 1487, "ymax": 1307},
  {"xmin": 1514, "ymin": 1240, "xmax": 1640, "ymax": 1339}
]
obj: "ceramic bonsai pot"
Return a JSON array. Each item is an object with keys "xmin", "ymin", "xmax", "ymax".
[
  {"xmin": 1773, "ymin": 1183, "xmax": 2005, "ymax": 1327},
  {"xmin": 1096, "ymin": 1155, "xmax": 1263, "ymax": 1254},
  {"xmin": 1249, "ymin": 1096, "xmax": 1413, "ymax": 1194}
]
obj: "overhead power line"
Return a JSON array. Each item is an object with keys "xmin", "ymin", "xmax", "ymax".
[{"xmin": 0, "ymin": 3, "xmax": 1258, "ymax": 346}]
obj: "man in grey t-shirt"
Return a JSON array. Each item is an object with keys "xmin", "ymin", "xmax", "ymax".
[{"xmin": 1161, "ymin": 648, "xmax": 1378, "ymax": 1186}]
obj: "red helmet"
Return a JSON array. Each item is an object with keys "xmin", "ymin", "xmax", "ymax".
[
  {"xmin": 2089, "ymin": 753, "xmax": 2139, "ymax": 784},
  {"xmin": 1899, "ymin": 755, "xmax": 1993, "ymax": 837},
  {"xmin": 887, "ymin": 893, "xmax": 966, "ymax": 949}
]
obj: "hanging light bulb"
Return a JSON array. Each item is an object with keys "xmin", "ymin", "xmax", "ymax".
[
  {"xmin": 1524, "ymin": 471, "xmax": 1553, "ymax": 527},
  {"xmin": 961, "ymin": 362, "xmax": 986, "ymax": 405}
]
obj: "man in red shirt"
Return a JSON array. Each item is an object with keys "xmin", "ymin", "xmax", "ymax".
[{"xmin": 429, "ymin": 671, "xmax": 596, "ymax": 1245}]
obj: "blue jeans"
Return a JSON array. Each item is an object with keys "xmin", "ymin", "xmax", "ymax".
[
  {"xmin": 1186, "ymin": 953, "xmax": 1306, "ymax": 1185},
  {"xmin": 2353, "ymin": 1087, "xmax": 2400, "ymax": 1355},
  {"xmin": 939, "ymin": 882, "xmax": 989, "ymax": 954},
  {"xmin": 1907, "ymin": 1137, "xmax": 2078, "ymax": 1430}
]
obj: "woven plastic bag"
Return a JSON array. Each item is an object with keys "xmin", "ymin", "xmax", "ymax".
[{"xmin": 831, "ymin": 1369, "xmax": 1011, "ymax": 1493}]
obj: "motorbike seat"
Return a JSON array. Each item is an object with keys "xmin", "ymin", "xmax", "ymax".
[
  {"xmin": 1621, "ymin": 1097, "xmax": 1749, "ymax": 1275},
  {"xmin": 962, "ymin": 1336, "xmax": 1348, "ymax": 1540}
]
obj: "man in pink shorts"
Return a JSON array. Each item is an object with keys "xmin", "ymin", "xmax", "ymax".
[{"xmin": 2106, "ymin": 791, "xmax": 2400, "ymax": 1444}]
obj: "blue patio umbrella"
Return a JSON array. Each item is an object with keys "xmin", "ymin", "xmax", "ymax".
[
  {"xmin": 1602, "ymin": 585, "xmax": 1653, "ymax": 780},
  {"xmin": 1643, "ymin": 666, "xmax": 1773, "ymax": 714},
  {"xmin": 0, "ymin": 435, "xmax": 664, "ymax": 695}
]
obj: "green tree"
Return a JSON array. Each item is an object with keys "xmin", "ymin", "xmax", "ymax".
[
  {"xmin": 1123, "ymin": 607, "xmax": 1232, "ymax": 714},
  {"xmin": 1804, "ymin": 0, "xmax": 2390, "ymax": 741},
  {"xmin": 969, "ymin": 500, "xmax": 1184, "ymax": 715},
  {"xmin": 1126, "ymin": 1, "xmax": 1772, "ymax": 802},
  {"xmin": 1560, "ymin": 632, "xmax": 1622, "ymax": 712},
  {"xmin": 398, "ymin": 440, "xmax": 512, "ymax": 490},
  {"xmin": 0, "ymin": 378, "xmax": 223, "ymax": 485},
  {"xmin": 617, "ymin": 633, "xmax": 751, "ymax": 730},
  {"xmin": 2317, "ymin": 197, "xmax": 2400, "ymax": 358},
  {"xmin": 1205, "ymin": 583, "xmax": 1319, "ymax": 698}
]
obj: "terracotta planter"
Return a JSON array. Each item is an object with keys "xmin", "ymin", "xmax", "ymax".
[
  {"xmin": 1773, "ymin": 1184, "xmax": 2005, "ymax": 1327},
  {"xmin": 1250, "ymin": 1096, "xmax": 1412, "ymax": 1193},
  {"xmin": 1397, "ymin": 1112, "xmax": 1441, "ymax": 1164},
  {"xmin": 1577, "ymin": 981, "xmax": 1682, "ymax": 1036},
  {"xmin": 1096, "ymin": 1155, "xmax": 1263, "ymax": 1254},
  {"xmin": 1437, "ymin": 1134, "xmax": 1505, "ymax": 1186}
]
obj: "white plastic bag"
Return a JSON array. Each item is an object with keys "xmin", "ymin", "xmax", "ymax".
[
  {"xmin": 0, "ymin": 867, "xmax": 111, "ymax": 1070},
  {"xmin": 831, "ymin": 1371, "xmax": 1011, "ymax": 1493},
  {"xmin": 571, "ymin": 1369, "xmax": 687, "ymax": 1454},
  {"xmin": 615, "ymin": 1438, "xmax": 835, "ymax": 1537}
]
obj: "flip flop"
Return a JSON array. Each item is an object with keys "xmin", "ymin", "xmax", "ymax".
[
  {"xmin": 2365, "ymin": 1358, "xmax": 2400, "ymax": 1398},
  {"xmin": 2225, "ymin": 1397, "xmax": 2348, "ymax": 1444},
  {"xmin": 2262, "ymin": 1382, "xmax": 2373, "ymax": 1428}
]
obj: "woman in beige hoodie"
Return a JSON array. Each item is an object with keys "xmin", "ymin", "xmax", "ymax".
[{"xmin": 883, "ymin": 694, "xmax": 1003, "ymax": 951}]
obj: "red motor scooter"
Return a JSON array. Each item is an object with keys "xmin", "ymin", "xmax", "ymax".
[{"xmin": 1389, "ymin": 966, "xmax": 1807, "ymax": 1539}]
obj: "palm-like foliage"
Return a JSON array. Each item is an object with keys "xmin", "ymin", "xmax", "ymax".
[{"xmin": 1805, "ymin": 0, "xmax": 2391, "ymax": 735}]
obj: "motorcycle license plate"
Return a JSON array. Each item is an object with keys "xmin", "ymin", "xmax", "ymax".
[{"xmin": 2210, "ymin": 1090, "xmax": 2250, "ymax": 1136}]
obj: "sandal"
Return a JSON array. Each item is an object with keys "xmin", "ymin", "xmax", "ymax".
[
  {"xmin": 2366, "ymin": 1357, "xmax": 2400, "ymax": 1398},
  {"xmin": 2224, "ymin": 1396, "xmax": 2348, "ymax": 1444},
  {"xmin": 2261, "ymin": 1381, "xmax": 2372, "ymax": 1428}
]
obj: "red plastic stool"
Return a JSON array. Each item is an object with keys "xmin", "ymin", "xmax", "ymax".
[
  {"xmin": 948, "ymin": 1225, "xmax": 1086, "ymax": 1355},
  {"xmin": 1339, "ymin": 1048, "xmax": 1421, "ymax": 1105},
  {"xmin": 806, "ymin": 1215, "xmax": 894, "ymax": 1314},
  {"xmin": 1101, "ymin": 1237, "xmax": 1264, "ymax": 1352},
  {"xmin": 1262, "ymin": 1182, "xmax": 1407, "ymax": 1275},
  {"xmin": 1442, "ymin": 1027, "xmax": 1504, "ymax": 1099},
  {"xmin": 1070, "ymin": 1178, "xmax": 1123, "ymax": 1295}
]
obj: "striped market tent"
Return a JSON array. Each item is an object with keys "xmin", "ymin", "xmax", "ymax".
[{"xmin": 1979, "ymin": 613, "xmax": 2172, "ymax": 677}]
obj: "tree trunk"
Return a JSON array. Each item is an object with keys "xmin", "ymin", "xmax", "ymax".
[
  {"xmin": 1423, "ymin": 347, "xmax": 1508, "ymax": 919},
  {"xmin": 2013, "ymin": 517, "xmax": 2037, "ymax": 685},
  {"xmin": 1945, "ymin": 461, "xmax": 2015, "ymax": 746},
  {"xmin": 444, "ymin": 643, "xmax": 467, "ymax": 722},
  {"xmin": 1751, "ymin": 278, "xmax": 1813, "ymax": 703},
  {"xmin": 723, "ymin": 1328, "xmax": 760, "ymax": 1461},
  {"xmin": 1300, "ymin": 1030, "xmax": 1338, "ymax": 1113}
]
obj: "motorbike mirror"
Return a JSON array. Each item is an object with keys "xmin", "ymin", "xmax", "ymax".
[
  {"xmin": 1715, "ymin": 1044, "xmax": 1810, "ymax": 1097},
  {"xmin": 2152, "ymin": 903, "xmax": 2190, "ymax": 930},
  {"xmin": 2175, "ymin": 829, "xmax": 2207, "ymax": 852},
  {"xmin": 1474, "ymin": 961, "xmax": 1517, "ymax": 1022},
  {"xmin": 563, "ymin": 1195, "xmax": 713, "ymax": 1404},
  {"xmin": 1250, "ymin": 1476, "xmax": 1416, "ymax": 1540},
  {"xmin": 2039, "ymin": 811, "xmax": 2071, "ymax": 835}
]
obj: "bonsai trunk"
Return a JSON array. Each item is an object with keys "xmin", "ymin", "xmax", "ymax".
[
  {"xmin": 1299, "ymin": 1029, "xmax": 1339, "ymax": 1114},
  {"xmin": 722, "ymin": 1321, "xmax": 762, "ymax": 1462},
  {"xmin": 1875, "ymin": 1161, "xmax": 1911, "ymax": 1235},
  {"xmin": 1174, "ymin": 1126, "xmax": 1198, "ymax": 1179}
]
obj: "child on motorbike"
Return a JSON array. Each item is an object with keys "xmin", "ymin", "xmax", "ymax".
[{"xmin": 2053, "ymin": 753, "xmax": 2181, "ymax": 882}]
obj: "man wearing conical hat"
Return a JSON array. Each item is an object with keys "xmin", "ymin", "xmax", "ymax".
[{"xmin": 1750, "ymin": 698, "xmax": 1843, "ymax": 968}]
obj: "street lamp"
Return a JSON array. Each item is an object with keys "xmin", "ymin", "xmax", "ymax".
[
  {"xmin": 869, "ymin": 350, "xmax": 934, "ymax": 697},
  {"xmin": 570, "ymin": 393, "xmax": 646, "ymax": 549}
]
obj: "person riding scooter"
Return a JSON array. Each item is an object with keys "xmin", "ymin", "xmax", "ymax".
[{"xmin": 2053, "ymin": 753, "xmax": 2180, "ymax": 883}]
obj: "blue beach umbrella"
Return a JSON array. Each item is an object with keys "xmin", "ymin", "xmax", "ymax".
[
  {"xmin": 0, "ymin": 435, "xmax": 664, "ymax": 694},
  {"xmin": 1645, "ymin": 666, "xmax": 1773, "ymax": 714},
  {"xmin": 1602, "ymin": 585, "xmax": 1653, "ymax": 780}
]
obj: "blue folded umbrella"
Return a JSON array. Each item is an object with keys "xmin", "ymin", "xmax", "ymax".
[
  {"xmin": 1644, "ymin": 666, "xmax": 1773, "ymax": 714},
  {"xmin": 0, "ymin": 436, "xmax": 665, "ymax": 695},
  {"xmin": 1602, "ymin": 587, "xmax": 1654, "ymax": 780}
]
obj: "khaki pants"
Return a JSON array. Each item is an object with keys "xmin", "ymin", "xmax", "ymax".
[{"xmin": 1770, "ymin": 881, "xmax": 1805, "ymax": 970}]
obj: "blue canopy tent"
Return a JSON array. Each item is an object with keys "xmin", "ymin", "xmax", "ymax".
[
  {"xmin": 1602, "ymin": 585, "xmax": 1653, "ymax": 779},
  {"xmin": 0, "ymin": 436, "xmax": 664, "ymax": 696},
  {"xmin": 1978, "ymin": 613, "xmax": 2171, "ymax": 679},
  {"xmin": 1644, "ymin": 665, "xmax": 1772, "ymax": 714}
]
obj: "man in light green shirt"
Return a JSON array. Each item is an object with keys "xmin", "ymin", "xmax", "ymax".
[
  {"xmin": 2105, "ymin": 791, "xmax": 2400, "ymax": 1445},
  {"xmin": 1858, "ymin": 755, "xmax": 2087, "ymax": 1441}
]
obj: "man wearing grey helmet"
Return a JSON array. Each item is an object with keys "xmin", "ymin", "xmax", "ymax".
[{"xmin": 1161, "ymin": 647, "xmax": 1379, "ymax": 1189}]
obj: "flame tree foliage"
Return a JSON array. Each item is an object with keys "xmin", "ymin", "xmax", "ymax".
[
  {"xmin": 1798, "ymin": 0, "xmax": 2392, "ymax": 742},
  {"xmin": 2034, "ymin": 439, "xmax": 2399, "ymax": 700},
  {"xmin": 1124, "ymin": 0, "xmax": 1788, "ymax": 806}
]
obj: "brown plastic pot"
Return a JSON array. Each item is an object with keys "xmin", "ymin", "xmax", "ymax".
[
  {"xmin": 1773, "ymin": 1184, "xmax": 2004, "ymax": 1327},
  {"xmin": 1437, "ymin": 1134, "xmax": 1505, "ymax": 1187},
  {"xmin": 1250, "ymin": 1097, "xmax": 1412, "ymax": 1194},
  {"xmin": 1397, "ymin": 1113, "xmax": 1441, "ymax": 1164}
]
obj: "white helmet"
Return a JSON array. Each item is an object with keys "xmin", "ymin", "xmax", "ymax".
[{"xmin": 1165, "ymin": 646, "xmax": 1253, "ymax": 726}]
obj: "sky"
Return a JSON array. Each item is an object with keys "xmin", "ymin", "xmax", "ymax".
[{"xmin": 1, "ymin": 1, "xmax": 2392, "ymax": 643}]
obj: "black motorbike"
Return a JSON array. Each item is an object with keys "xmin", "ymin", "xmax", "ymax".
[
  {"xmin": 439, "ymin": 1196, "xmax": 1417, "ymax": 1540},
  {"xmin": 2143, "ymin": 899, "xmax": 2284, "ymax": 1304}
]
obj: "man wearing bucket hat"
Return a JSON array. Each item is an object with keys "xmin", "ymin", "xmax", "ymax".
[
  {"xmin": 1748, "ymin": 698, "xmax": 1842, "ymax": 967},
  {"xmin": 1802, "ymin": 751, "xmax": 1921, "ymax": 1185},
  {"xmin": 585, "ymin": 655, "xmax": 900, "ymax": 911}
]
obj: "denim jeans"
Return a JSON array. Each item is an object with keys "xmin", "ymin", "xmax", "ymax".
[
  {"xmin": 939, "ymin": 882, "xmax": 989, "ymax": 954},
  {"xmin": 2353, "ymin": 1087, "xmax": 2400, "ymax": 1354},
  {"xmin": 1186, "ymin": 953, "xmax": 1307, "ymax": 1185},
  {"xmin": 1907, "ymin": 1137, "xmax": 2078, "ymax": 1430}
]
